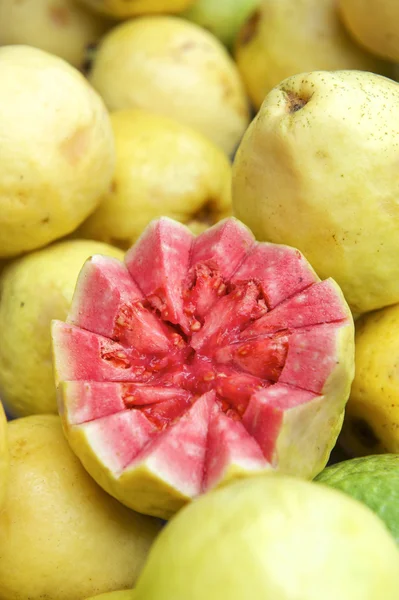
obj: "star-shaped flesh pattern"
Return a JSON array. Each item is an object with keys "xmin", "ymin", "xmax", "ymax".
[{"xmin": 52, "ymin": 218, "xmax": 353, "ymax": 518}]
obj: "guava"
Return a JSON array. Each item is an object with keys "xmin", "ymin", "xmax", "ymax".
[
  {"xmin": 232, "ymin": 69, "xmax": 399, "ymax": 315},
  {"xmin": 337, "ymin": 303, "xmax": 399, "ymax": 457},
  {"xmin": 182, "ymin": 0, "xmax": 261, "ymax": 50},
  {"xmin": 0, "ymin": 45, "xmax": 115, "ymax": 257},
  {"xmin": 77, "ymin": 0, "xmax": 195, "ymax": 19},
  {"xmin": 315, "ymin": 454, "xmax": 399, "ymax": 545},
  {"xmin": 52, "ymin": 216, "xmax": 354, "ymax": 519},
  {"xmin": 85, "ymin": 592, "xmax": 135, "ymax": 600},
  {"xmin": 234, "ymin": 0, "xmax": 390, "ymax": 110},
  {"xmin": 87, "ymin": 16, "xmax": 250, "ymax": 156},
  {"xmin": 132, "ymin": 475, "xmax": 399, "ymax": 600},
  {"xmin": 0, "ymin": 239, "xmax": 124, "ymax": 418},
  {"xmin": 0, "ymin": 0, "xmax": 109, "ymax": 68},
  {"xmin": 0, "ymin": 402, "xmax": 9, "ymax": 510},
  {"xmin": 339, "ymin": 0, "xmax": 399, "ymax": 62},
  {"xmin": 0, "ymin": 415, "xmax": 161, "ymax": 600},
  {"xmin": 78, "ymin": 108, "xmax": 232, "ymax": 248}
]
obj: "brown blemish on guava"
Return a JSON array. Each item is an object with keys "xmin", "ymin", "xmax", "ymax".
[
  {"xmin": 238, "ymin": 9, "xmax": 261, "ymax": 46},
  {"xmin": 191, "ymin": 199, "xmax": 218, "ymax": 226},
  {"xmin": 284, "ymin": 90, "xmax": 311, "ymax": 113},
  {"xmin": 351, "ymin": 417, "xmax": 380, "ymax": 449},
  {"xmin": 49, "ymin": 5, "xmax": 70, "ymax": 27},
  {"xmin": 60, "ymin": 126, "xmax": 90, "ymax": 166}
]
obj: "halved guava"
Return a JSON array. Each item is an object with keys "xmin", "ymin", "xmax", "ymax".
[{"xmin": 52, "ymin": 217, "xmax": 354, "ymax": 519}]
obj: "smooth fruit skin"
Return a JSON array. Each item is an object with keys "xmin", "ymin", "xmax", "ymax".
[
  {"xmin": 79, "ymin": 109, "xmax": 232, "ymax": 247},
  {"xmin": 339, "ymin": 0, "xmax": 399, "ymax": 63},
  {"xmin": 0, "ymin": 45, "xmax": 115, "ymax": 257},
  {"xmin": 77, "ymin": 0, "xmax": 195, "ymax": 19},
  {"xmin": 0, "ymin": 0, "xmax": 109, "ymax": 68},
  {"xmin": 0, "ymin": 415, "xmax": 161, "ymax": 600},
  {"xmin": 134, "ymin": 475, "xmax": 399, "ymax": 600},
  {"xmin": 235, "ymin": 0, "xmax": 391, "ymax": 110},
  {"xmin": 85, "ymin": 592, "xmax": 135, "ymax": 600},
  {"xmin": 182, "ymin": 0, "xmax": 261, "ymax": 50},
  {"xmin": 315, "ymin": 454, "xmax": 399, "ymax": 545},
  {"xmin": 0, "ymin": 402, "xmax": 9, "ymax": 511},
  {"xmin": 339, "ymin": 304, "xmax": 399, "ymax": 457},
  {"xmin": 0, "ymin": 239, "xmax": 124, "ymax": 418},
  {"xmin": 88, "ymin": 17, "xmax": 250, "ymax": 156},
  {"xmin": 232, "ymin": 70, "xmax": 399, "ymax": 315}
]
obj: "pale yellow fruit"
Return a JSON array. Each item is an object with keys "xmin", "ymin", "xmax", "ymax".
[
  {"xmin": 88, "ymin": 17, "xmax": 250, "ymax": 155},
  {"xmin": 0, "ymin": 239, "xmax": 123, "ymax": 418},
  {"xmin": 0, "ymin": 402, "xmax": 9, "ymax": 511},
  {"xmin": 0, "ymin": 415, "xmax": 161, "ymax": 600},
  {"xmin": 235, "ymin": 0, "xmax": 391, "ymax": 110},
  {"xmin": 0, "ymin": 0, "xmax": 109, "ymax": 68},
  {"xmin": 133, "ymin": 475, "xmax": 399, "ymax": 600},
  {"xmin": 339, "ymin": 304, "xmax": 399, "ymax": 457},
  {"xmin": 339, "ymin": 0, "xmax": 399, "ymax": 63},
  {"xmin": 0, "ymin": 45, "xmax": 115, "ymax": 257},
  {"xmin": 77, "ymin": 0, "xmax": 195, "ymax": 19},
  {"xmin": 79, "ymin": 109, "xmax": 232, "ymax": 247},
  {"xmin": 85, "ymin": 592, "xmax": 135, "ymax": 600},
  {"xmin": 232, "ymin": 70, "xmax": 399, "ymax": 315}
]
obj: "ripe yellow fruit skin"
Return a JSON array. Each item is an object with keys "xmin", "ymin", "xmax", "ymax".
[
  {"xmin": 0, "ymin": 415, "xmax": 161, "ymax": 600},
  {"xmin": 88, "ymin": 17, "xmax": 250, "ymax": 155},
  {"xmin": 0, "ymin": 0, "xmax": 109, "ymax": 68},
  {"xmin": 77, "ymin": 0, "xmax": 195, "ymax": 19},
  {"xmin": 232, "ymin": 70, "xmax": 399, "ymax": 315},
  {"xmin": 0, "ymin": 240, "xmax": 124, "ymax": 418},
  {"xmin": 339, "ymin": 0, "xmax": 399, "ymax": 63},
  {"xmin": 0, "ymin": 45, "xmax": 115, "ymax": 257},
  {"xmin": 339, "ymin": 304, "xmax": 399, "ymax": 457},
  {"xmin": 79, "ymin": 109, "xmax": 232, "ymax": 247},
  {"xmin": 235, "ymin": 0, "xmax": 390, "ymax": 110},
  {"xmin": 0, "ymin": 402, "xmax": 9, "ymax": 511}
]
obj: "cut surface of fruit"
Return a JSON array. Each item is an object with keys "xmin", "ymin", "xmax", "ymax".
[{"xmin": 52, "ymin": 217, "xmax": 355, "ymax": 519}]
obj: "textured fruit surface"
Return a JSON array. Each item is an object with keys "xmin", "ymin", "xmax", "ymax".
[
  {"xmin": 315, "ymin": 454, "xmax": 399, "ymax": 545},
  {"xmin": 0, "ymin": 239, "xmax": 124, "ymax": 418},
  {"xmin": 77, "ymin": 0, "xmax": 195, "ymax": 19},
  {"xmin": 235, "ymin": 0, "xmax": 390, "ymax": 109},
  {"xmin": 0, "ymin": 402, "xmax": 9, "ymax": 510},
  {"xmin": 0, "ymin": 45, "xmax": 115, "ymax": 257},
  {"xmin": 133, "ymin": 475, "xmax": 399, "ymax": 600},
  {"xmin": 88, "ymin": 16, "xmax": 250, "ymax": 155},
  {"xmin": 0, "ymin": 415, "xmax": 161, "ymax": 600},
  {"xmin": 232, "ymin": 70, "xmax": 399, "ymax": 314},
  {"xmin": 79, "ymin": 109, "xmax": 232, "ymax": 248},
  {"xmin": 339, "ymin": 0, "xmax": 399, "ymax": 62},
  {"xmin": 0, "ymin": 0, "xmax": 109, "ymax": 68},
  {"xmin": 338, "ymin": 303, "xmax": 399, "ymax": 457},
  {"xmin": 182, "ymin": 0, "xmax": 260, "ymax": 49},
  {"xmin": 53, "ymin": 217, "xmax": 354, "ymax": 519}
]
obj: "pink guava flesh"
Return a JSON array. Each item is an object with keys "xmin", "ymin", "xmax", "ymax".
[{"xmin": 52, "ymin": 217, "xmax": 352, "ymax": 516}]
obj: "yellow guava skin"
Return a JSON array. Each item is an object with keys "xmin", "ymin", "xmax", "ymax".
[
  {"xmin": 133, "ymin": 475, "xmax": 399, "ymax": 600},
  {"xmin": 339, "ymin": 0, "xmax": 399, "ymax": 63},
  {"xmin": 79, "ymin": 109, "xmax": 233, "ymax": 248},
  {"xmin": 0, "ymin": 415, "xmax": 161, "ymax": 600},
  {"xmin": 77, "ymin": 0, "xmax": 195, "ymax": 19},
  {"xmin": 234, "ymin": 0, "xmax": 390, "ymax": 110},
  {"xmin": 85, "ymin": 592, "xmax": 135, "ymax": 600},
  {"xmin": 0, "ymin": 402, "xmax": 9, "ymax": 511},
  {"xmin": 0, "ymin": 0, "xmax": 109, "ymax": 68},
  {"xmin": 0, "ymin": 45, "xmax": 115, "ymax": 258},
  {"xmin": 0, "ymin": 239, "xmax": 124, "ymax": 418},
  {"xmin": 232, "ymin": 70, "xmax": 399, "ymax": 315},
  {"xmin": 339, "ymin": 303, "xmax": 399, "ymax": 457},
  {"xmin": 88, "ymin": 16, "xmax": 250, "ymax": 155}
]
